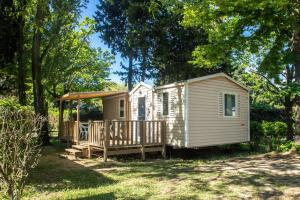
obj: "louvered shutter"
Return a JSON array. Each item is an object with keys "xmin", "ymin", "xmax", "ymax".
[
  {"xmin": 170, "ymin": 91, "xmax": 176, "ymax": 117},
  {"xmin": 218, "ymin": 92, "xmax": 224, "ymax": 117},
  {"xmin": 157, "ymin": 92, "xmax": 162, "ymax": 118},
  {"xmin": 236, "ymin": 94, "xmax": 241, "ymax": 117}
]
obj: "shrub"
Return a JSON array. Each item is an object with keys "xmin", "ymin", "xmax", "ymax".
[
  {"xmin": 261, "ymin": 121, "xmax": 287, "ymax": 151},
  {"xmin": 0, "ymin": 98, "xmax": 45, "ymax": 200},
  {"xmin": 278, "ymin": 141, "xmax": 294, "ymax": 152}
]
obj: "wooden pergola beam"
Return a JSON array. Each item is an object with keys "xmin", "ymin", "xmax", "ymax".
[{"xmin": 60, "ymin": 91, "xmax": 127, "ymax": 101}]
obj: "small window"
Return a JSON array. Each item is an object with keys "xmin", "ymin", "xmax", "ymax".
[
  {"xmin": 224, "ymin": 94, "xmax": 236, "ymax": 117},
  {"xmin": 162, "ymin": 92, "xmax": 169, "ymax": 116},
  {"xmin": 119, "ymin": 99, "xmax": 125, "ymax": 118}
]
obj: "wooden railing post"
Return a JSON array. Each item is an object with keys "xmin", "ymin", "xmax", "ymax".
[
  {"xmin": 140, "ymin": 121, "xmax": 146, "ymax": 161},
  {"xmin": 161, "ymin": 120, "xmax": 166, "ymax": 159},
  {"xmin": 88, "ymin": 120, "xmax": 91, "ymax": 144},
  {"xmin": 104, "ymin": 121, "xmax": 110, "ymax": 162}
]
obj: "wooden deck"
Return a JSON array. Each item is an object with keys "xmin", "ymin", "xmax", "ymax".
[{"xmin": 60, "ymin": 120, "xmax": 166, "ymax": 161}]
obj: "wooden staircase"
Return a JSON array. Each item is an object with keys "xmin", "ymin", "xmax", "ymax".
[{"xmin": 65, "ymin": 144, "xmax": 89, "ymax": 159}]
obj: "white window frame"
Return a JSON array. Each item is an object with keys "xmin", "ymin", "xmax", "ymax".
[
  {"xmin": 223, "ymin": 92, "xmax": 237, "ymax": 118},
  {"xmin": 119, "ymin": 98, "xmax": 125, "ymax": 118},
  {"xmin": 162, "ymin": 92, "xmax": 169, "ymax": 116}
]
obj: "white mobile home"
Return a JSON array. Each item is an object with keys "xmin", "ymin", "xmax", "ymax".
[{"xmin": 129, "ymin": 73, "xmax": 250, "ymax": 148}]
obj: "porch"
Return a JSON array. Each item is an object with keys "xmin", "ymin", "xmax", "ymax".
[
  {"xmin": 58, "ymin": 90, "xmax": 166, "ymax": 161},
  {"xmin": 60, "ymin": 120, "xmax": 166, "ymax": 161}
]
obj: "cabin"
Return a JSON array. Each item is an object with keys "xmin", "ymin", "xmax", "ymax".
[
  {"xmin": 59, "ymin": 73, "xmax": 250, "ymax": 160},
  {"xmin": 129, "ymin": 73, "xmax": 250, "ymax": 148}
]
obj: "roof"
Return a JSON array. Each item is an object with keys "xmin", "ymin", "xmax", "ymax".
[
  {"xmin": 129, "ymin": 82, "xmax": 152, "ymax": 95},
  {"xmin": 60, "ymin": 90, "xmax": 128, "ymax": 101},
  {"xmin": 154, "ymin": 73, "xmax": 250, "ymax": 91}
]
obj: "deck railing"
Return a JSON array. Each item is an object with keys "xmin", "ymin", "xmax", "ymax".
[{"xmin": 61, "ymin": 120, "xmax": 166, "ymax": 148}]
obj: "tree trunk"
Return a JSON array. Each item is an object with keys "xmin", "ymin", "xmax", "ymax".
[
  {"xmin": 285, "ymin": 99, "xmax": 294, "ymax": 141},
  {"xmin": 128, "ymin": 49, "xmax": 133, "ymax": 91},
  {"xmin": 32, "ymin": 0, "xmax": 49, "ymax": 145},
  {"xmin": 140, "ymin": 48, "xmax": 147, "ymax": 82},
  {"xmin": 17, "ymin": 15, "xmax": 26, "ymax": 105},
  {"xmin": 293, "ymin": 30, "xmax": 300, "ymax": 138}
]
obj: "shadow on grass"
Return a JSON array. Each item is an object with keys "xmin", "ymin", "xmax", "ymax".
[
  {"xmin": 28, "ymin": 140, "xmax": 300, "ymax": 199},
  {"xmin": 28, "ymin": 148, "xmax": 116, "ymax": 193},
  {"xmin": 75, "ymin": 193, "xmax": 115, "ymax": 200}
]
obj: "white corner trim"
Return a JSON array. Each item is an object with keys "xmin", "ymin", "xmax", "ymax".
[
  {"xmin": 248, "ymin": 92, "xmax": 250, "ymax": 141},
  {"xmin": 184, "ymin": 82, "xmax": 189, "ymax": 147}
]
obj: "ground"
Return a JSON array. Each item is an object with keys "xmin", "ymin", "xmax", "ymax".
[{"xmin": 2, "ymin": 143, "xmax": 300, "ymax": 200}]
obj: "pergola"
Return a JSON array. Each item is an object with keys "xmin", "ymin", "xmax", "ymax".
[{"xmin": 58, "ymin": 90, "xmax": 127, "ymax": 137}]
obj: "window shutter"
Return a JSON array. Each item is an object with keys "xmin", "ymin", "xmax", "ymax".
[
  {"xmin": 170, "ymin": 91, "xmax": 176, "ymax": 117},
  {"xmin": 218, "ymin": 92, "xmax": 223, "ymax": 117},
  {"xmin": 236, "ymin": 94, "xmax": 241, "ymax": 117},
  {"xmin": 157, "ymin": 92, "xmax": 162, "ymax": 117}
]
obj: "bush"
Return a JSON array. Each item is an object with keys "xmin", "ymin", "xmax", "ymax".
[
  {"xmin": 250, "ymin": 120, "xmax": 288, "ymax": 152},
  {"xmin": 261, "ymin": 121, "xmax": 287, "ymax": 151},
  {"xmin": 278, "ymin": 141, "xmax": 294, "ymax": 152},
  {"xmin": 0, "ymin": 97, "xmax": 45, "ymax": 200},
  {"xmin": 295, "ymin": 145, "xmax": 300, "ymax": 155}
]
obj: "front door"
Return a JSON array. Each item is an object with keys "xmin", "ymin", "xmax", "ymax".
[{"xmin": 138, "ymin": 97, "xmax": 146, "ymax": 120}]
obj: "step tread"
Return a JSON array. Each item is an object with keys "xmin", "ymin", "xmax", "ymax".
[
  {"xmin": 72, "ymin": 145, "xmax": 88, "ymax": 150},
  {"xmin": 65, "ymin": 148, "xmax": 82, "ymax": 153}
]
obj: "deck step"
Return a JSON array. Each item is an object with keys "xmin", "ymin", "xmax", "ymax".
[
  {"xmin": 72, "ymin": 145, "xmax": 88, "ymax": 150},
  {"xmin": 65, "ymin": 148, "xmax": 82, "ymax": 158}
]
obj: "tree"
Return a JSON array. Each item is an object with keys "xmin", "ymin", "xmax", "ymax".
[
  {"xmin": 0, "ymin": 0, "xmax": 25, "ymax": 99},
  {"xmin": 43, "ymin": 17, "xmax": 114, "ymax": 99},
  {"xmin": 182, "ymin": 0, "xmax": 300, "ymax": 140},
  {"xmin": 0, "ymin": 98, "xmax": 45, "ymax": 200},
  {"xmin": 30, "ymin": 0, "xmax": 87, "ymax": 144},
  {"xmin": 95, "ymin": 0, "xmax": 138, "ymax": 90}
]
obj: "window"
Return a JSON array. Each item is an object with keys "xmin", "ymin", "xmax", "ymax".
[
  {"xmin": 224, "ymin": 94, "xmax": 236, "ymax": 117},
  {"xmin": 119, "ymin": 99, "xmax": 125, "ymax": 118},
  {"xmin": 162, "ymin": 92, "xmax": 169, "ymax": 116}
]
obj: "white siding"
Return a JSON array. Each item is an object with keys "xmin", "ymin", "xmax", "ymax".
[
  {"xmin": 187, "ymin": 76, "xmax": 249, "ymax": 147},
  {"xmin": 129, "ymin": 85, "xmax": 153, "ymax": 120},
  {"xmin": 155, "ymin": 85, "xmax": 186, "ymax": 147}
]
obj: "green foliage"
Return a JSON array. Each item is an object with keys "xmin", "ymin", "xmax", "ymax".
[
  {"xmin": 261, "ymin": 121, "xmax": 287, "ymax": 139},
  {"xmin": 295, "ymin": 145, "xmax": 300, "ymax": 155},
  {"xmin": 0, "ymin": 97, "xmax": 31, "ymax": 111},
  {"xmin": 278, "ymin": 141, "xmax": 294, "ymax": 153},
  {"xmin": 250, "ymin": 121, "xmax": 262, "ymax": 150},
  {"xmin": 251, "ymin": 103, "xmax": 284, "ymax": 122},
  {"xmin": 182, "ymin": 0, "xmax": 300, "ymax": 142},
  {"xmin": 250, "ymin": 120, "xmax": 289, "ymax": 152}
]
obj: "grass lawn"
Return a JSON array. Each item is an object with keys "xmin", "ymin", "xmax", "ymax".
[{"xmin": 1, "ymin": 141, "xmax": 300, "ymax": 200}]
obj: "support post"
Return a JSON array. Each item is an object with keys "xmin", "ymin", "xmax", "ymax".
[
  {"xmin": 88, "ymin": 145, "xmax": 92, "ymax": 159},
  {"xmin": 161, "ymin": 120, "xmax": 166, "ymax": 159},
  {"xmin": 140, "ymin": 121, "xmax": 145, "ymax": 161},
  {"xmin": 104, "ymin": 121, "xmax": 110, "ymax": 162},
  {"xmin": 76, "ymin": 98, "xmax": 80, "ymax": 144},
  {"xmin": 59, "ymin": 99, "xmax": 64, "ymax": 141}
]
